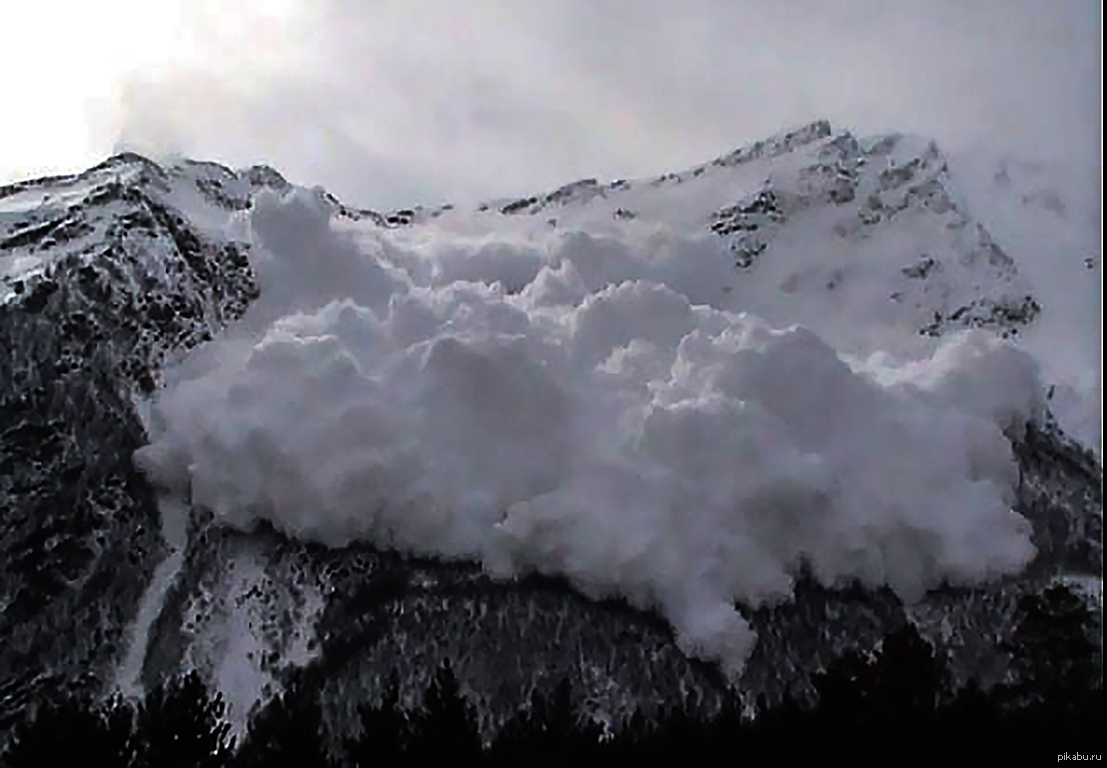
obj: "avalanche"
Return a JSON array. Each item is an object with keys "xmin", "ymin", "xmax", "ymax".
[{"xmin": 136, "ymin": 172, "xmax": 1046, "ymax": 672}]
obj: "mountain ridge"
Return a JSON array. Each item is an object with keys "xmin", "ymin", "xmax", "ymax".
[{"xmin": 0, "ymin": 121, "xmax": 1100, "ymax": 745}]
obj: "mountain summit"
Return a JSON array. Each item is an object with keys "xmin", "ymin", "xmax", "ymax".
[{"xmin": 0, "ymin": 121, "xmax": 1100, "ymax": 744}]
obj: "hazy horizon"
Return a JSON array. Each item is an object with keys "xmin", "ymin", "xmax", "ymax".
[{"xmin": 2, "ymin": 1, "xmax": 1100, "ymax": 209}]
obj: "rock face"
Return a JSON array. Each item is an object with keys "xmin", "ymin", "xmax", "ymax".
[
  {"xmin": 0, "ymin": 155, "xmax": 260, "ymax": 730},
  {"xmin": 0, "ymin": 122, "xmax": 1100, "ymax": 745}
]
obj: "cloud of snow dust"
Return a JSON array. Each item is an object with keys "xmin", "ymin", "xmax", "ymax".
[
  {"xmin": 75, "ymin": 0, "xmax": 1099, "ymax": 210},
  {"xmin": 135, "ymin": 188, "xmax": 1045, "ymax": 673}
]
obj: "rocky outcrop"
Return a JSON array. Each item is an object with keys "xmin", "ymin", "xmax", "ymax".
[{"xmin": 0, "ymin": 131, "xmax": 1099, "ymax": 747}]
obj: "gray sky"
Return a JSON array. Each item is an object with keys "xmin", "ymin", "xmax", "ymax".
[{"xmin": 2, "ymin": 0, "xmax": 1101, "ymax": 208}]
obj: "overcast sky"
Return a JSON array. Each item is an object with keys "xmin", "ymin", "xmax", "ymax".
[{"xmin": 2, "ymin": 0, "xmax": 1100, "ymax": 208}]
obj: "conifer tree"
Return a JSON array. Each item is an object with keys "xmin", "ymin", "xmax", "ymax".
[
  {"xmin": 346, "ymin": 670, "xmax": 409, "ymax": 767},
  {"xmin": 407, "ymin": 660, "xmax": 482, "ymax": 766},
  {"xmin": 134, "ymin": 671, "xmax": 232, "ymax": 768},
  {"xmin": 232, "ymin": 669, "xmax": 331, "ymax": 768},
  {"xmin": 3, "ymin": 694, "xmax": 134, "ymax": 768},
  {"xmin": 1004, "ymin": 584, "xmax": 1100, "ymax": 707}
]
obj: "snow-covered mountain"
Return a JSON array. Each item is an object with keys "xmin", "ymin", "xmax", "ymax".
[{"xmin": 0, "ymin": 121, "xmax": 1100, "ymax": 743}]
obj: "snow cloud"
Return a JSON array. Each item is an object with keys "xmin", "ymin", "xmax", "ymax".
[
  {"xmin": 1, "ymin": 1, "xmax": 1100, "ymax": 209},
  {"xmin": 136, "ymin": 188, "xmax": 1045, "ymax": 673}
]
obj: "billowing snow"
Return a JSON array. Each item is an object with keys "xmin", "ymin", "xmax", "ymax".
[{"xmin": 136, "ymin": 182, "xmax": 1047, "ymax": 673}]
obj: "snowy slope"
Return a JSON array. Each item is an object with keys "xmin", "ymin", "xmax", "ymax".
[
  {"xmin": 382, "ymin": 122, "xmax": 1042, "ymax": 352},
  {"xmin": 0, "ymin": 122, "xmax": 1100, "ymax": 742},
  {"xmin": 369, "ymin": 121, "xmax": 1097, "ymax": 447},
  {"xmin": 1, "ymin": 122, "xmax": 1082, "ymax": 396},
  {"xmin": 944, "ymin": 151, "xmax": 1101, "ymax": 451}
]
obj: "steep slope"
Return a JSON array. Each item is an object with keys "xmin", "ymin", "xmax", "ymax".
[
  {"xmin": 943, "ymin": 151, "xmax": 1102, "ymax": 451},
  {"xmin": 454, "ymin": 120, "xmax": 1040, "ymax": 346},
  {"xmin": 0, "ymin": 154, "xmax": 261, "ymax": 729},
  {"xmin": 0, "ymin": 122, "xmax": 1100, "ymax": 746}
]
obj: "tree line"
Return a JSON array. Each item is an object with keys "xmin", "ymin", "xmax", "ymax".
[{"xmin": 3, "ymin": 584, "xmax": 1101, "ymax": 766}]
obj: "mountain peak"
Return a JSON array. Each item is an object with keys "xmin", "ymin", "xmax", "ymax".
[
  {"xmin": 0, "ymin": 125, "xmax": 1098, "ymax": 744},
  {"xmin": 711, "ymin": 118, "xmax": 834, "ymax": 168}
]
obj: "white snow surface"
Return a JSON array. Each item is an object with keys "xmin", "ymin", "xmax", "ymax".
[
  {"xmin": 945, "ymin": 151, "xmax": 1102, "ymax": 452},
  {"xmin": 133, "ymin": 130, "xmax": 1058, "ymax": 673}
]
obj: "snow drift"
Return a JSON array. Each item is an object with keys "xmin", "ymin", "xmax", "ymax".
[{"xmin": 136, "ymin": 186, "xmax": 1045, "ymax": 672}]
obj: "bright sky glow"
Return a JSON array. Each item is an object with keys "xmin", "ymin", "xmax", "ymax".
[{"xmin": 1, "ymin": 1, "xmax": 1099, "ymax": 208}]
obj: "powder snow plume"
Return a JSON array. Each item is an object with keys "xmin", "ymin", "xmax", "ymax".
[{"xmin": 135, "ymin": 186, "xmax": 1045, "ymax": 673}]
